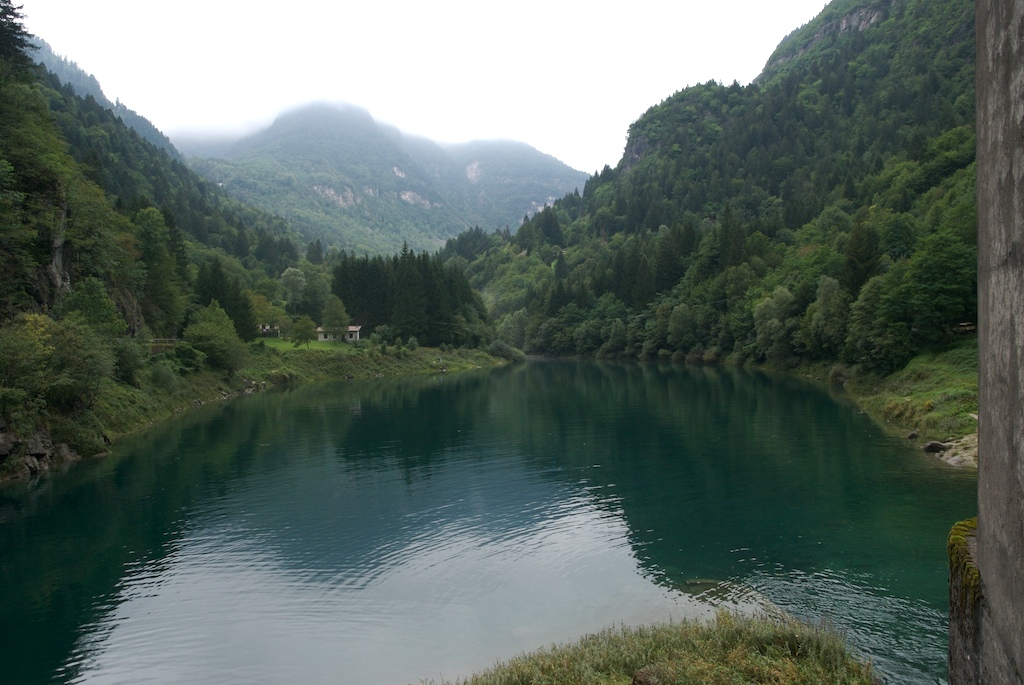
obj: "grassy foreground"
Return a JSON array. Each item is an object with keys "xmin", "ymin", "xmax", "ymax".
[{"xmin": 428, "ymin": 613, "xmax": 874, "ymax": 685}]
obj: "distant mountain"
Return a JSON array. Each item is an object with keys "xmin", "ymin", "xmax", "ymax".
[
  {"xmin": 183, "ymin": 104, "xmax": 587, "ymax": 254},
  {"xmin": 29, "ymin": 39, "xmax": 180, "ymax": 159},
  {"xmin": 442, "ymin": 139, "xmax": 585, "ymax": 227}
]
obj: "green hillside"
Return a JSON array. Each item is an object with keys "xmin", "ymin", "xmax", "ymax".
[
  {"xmin": 0, "ymin": 3, "xmax": 491, "ymax": 478},
  {"xmin": 30, "ymin": 39, "xmax": 180, "ymax": 158},
  {"xmin": 459, "ymin": 0, "xmax": 975, "ymax": 377},
  {"xmin": 187, "ymin": 103, "xmax": 587, "ymax": 254}
]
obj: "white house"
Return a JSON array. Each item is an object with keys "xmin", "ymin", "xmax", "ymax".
[
  {"xmin": 316, "ymin": 325, "xmax": 361, "ymax": 342},
  {"xmin": 315, "ymin": 327, "xmax": 339, "ymax": 342}
]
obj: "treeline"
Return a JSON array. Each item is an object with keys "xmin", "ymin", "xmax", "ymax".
[
  {"xmin": 332, "ymin": 245, "xmax": 491, "ymax": 348},
  {"xmin": 451, "ymin": 0, "xmax": 976, "ymax": 374}
]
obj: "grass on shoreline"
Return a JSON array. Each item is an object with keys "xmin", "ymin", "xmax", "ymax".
[
  {"xmin": 428, "ymin": 613, "xmax": 874, "ymax": 685},
  {"xmin": 795, "ymin": 336, "xmax": 978, "ymax": 445},
  {"xmin": 0, "ymin": 342, "xmax": 501, "ymax": 481},
  {"xmin": 850, "ymin": 336, "xmax": 978, "ymax": 442}
]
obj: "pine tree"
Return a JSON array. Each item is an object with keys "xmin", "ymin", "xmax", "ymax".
[
  {"xmin": 306, "ymin": 238, "xmax": 323, "ymax": 265},
  {"xmin": 840, "ymin": 222, "xmax": 881, "ymax": 297},
  {"xmin": 135, "ymin": 208, "xmax": 186, "ymax": 336},
  {"xmin": 0, "ymin": 0, "xmax": 33, "ymax": 71},
  {"xmin": 321, "ymin": 294, "xmax": 350, "ymax": 339},
  {"xmin": 391, "ymin": 243, "xmax": 426, "ymax": 339}
]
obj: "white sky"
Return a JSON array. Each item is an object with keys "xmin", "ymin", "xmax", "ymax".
[{"xmin": 21, "ymin": 0, "xmax": 827, "ymax": 173}]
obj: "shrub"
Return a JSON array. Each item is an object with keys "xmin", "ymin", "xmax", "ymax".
[
  {"xmin": 172, "ymin": 341, "xmax": 207, "ymax": 374},
  {"xmin": 113, "ymin": 337, "xmax": 148, "ymax": 386},
  {"xmin": 829, "ymin": 364, "xmax": 849, "ymax": 386},
  {"xmin": 488, "ymin": 339, "xmax": 526, "ymax": 362},
  {"xmin": 184, "ymin": 301, "xmax": 248, "ymax": 373},
  {"xmin": 149, "ymin": 360, "xmax": 179, "ymax": 391},
  {"xmin": 50, "ymin": 411, "xmax": 107, "ymax": 457}
]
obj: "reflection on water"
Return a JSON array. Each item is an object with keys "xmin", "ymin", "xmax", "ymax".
[{"xmin": 0, "ymin": 361, "xmax": 976, "ymax": 685}]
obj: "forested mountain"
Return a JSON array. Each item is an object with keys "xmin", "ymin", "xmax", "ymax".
[
  {"xmin": 454, "ymin": 0, "xmax": 976, "ymax": 374},
  {"xmin": 0, "ymin": 0, "xmax": 978, "ymax": 476},
  {"xmin": 30, "ymin": 39, "xmax": 179, "ymax": 158},
  {"xmin": 0, "ymin": 2, "xmax": 491, "ymax": 471},
  {"xmin": 185, "ymin": 103, "xmax": 587, "ymax": 254}
]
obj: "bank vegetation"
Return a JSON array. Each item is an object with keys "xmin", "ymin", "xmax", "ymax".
[{"xmin": 429, "ymin": 613, "xmax": 875, "ymax": 685}]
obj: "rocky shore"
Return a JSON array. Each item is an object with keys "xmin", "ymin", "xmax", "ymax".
[
  {"xmin": 913, "ymin": 413, "xmax": 978, "ymax": 468},
  {"xmin": 0, "ymin": 378, "xmax": 269, "ymax": 482},
  {"xmin": 927, "ymin": 432, "xmax": 978, "ymax": 468},
  {"xmin": 0, "ymin": 428, "xmax": 88, "ymax": 479}
]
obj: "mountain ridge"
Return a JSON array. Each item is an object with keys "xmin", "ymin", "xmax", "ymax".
[
  {"xmin": 27, "ymin": 44, "xmax": 587, "ymax": 257},
  {"xmin": 185, "ymin": 102, "xmax": 587, "ymax": 255},
  {"xmin": 29, "ymin": 39, "xmax": 180, "ymax": 159}
]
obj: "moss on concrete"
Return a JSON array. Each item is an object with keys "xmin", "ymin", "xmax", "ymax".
[{"xmin": 948, "ymin": 517, "xmax": 980, "ymax": 685}]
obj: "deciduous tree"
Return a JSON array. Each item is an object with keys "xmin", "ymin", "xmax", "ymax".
[
  {"xmin": 290, "ymin": 315, "xmax": 317, "ymax": 348},
  {"xmin": 184, "ymin": 301, "xmax": 248, "ymax": 373}
]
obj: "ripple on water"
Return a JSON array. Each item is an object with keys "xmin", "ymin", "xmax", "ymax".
[
  {"xmin": 11, "ymin": 365, "xmax": 971, "ymax": 685},
  {"xmin": 58, "ymin": 448, "xmax": 711, "ymax": 685},
  {"xmin": 743, "ymin": 568, "xmax": 949, "ymax": 684}
]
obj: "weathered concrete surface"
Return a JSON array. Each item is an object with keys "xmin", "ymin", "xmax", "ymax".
[{"xmin": 969, "ymin": 0, "xmax": 1024, "ymax": 683}]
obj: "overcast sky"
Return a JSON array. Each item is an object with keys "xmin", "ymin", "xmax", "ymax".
[{"xmin": 21, "ymin": 0, "xmax": 827, "ymax": 173}]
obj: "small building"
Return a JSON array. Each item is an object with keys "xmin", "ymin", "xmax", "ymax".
[
  {"xmin": 316, "ymin": 325, "xmax": 361, "ymax": 342},
  {"xmin": 316, "ymin": 327, "xmax": 340, "ymax": 342}
]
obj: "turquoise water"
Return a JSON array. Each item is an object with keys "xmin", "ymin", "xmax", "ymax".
[{"xmin": 0, "ymin": 361, "xmax": 977, "ymax": 684}]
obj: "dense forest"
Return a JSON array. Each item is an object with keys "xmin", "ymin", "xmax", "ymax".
[
  {"xmin": 448, "ymin": 0, "xmax": 976, "ymax": 375},
  {"xmin": 0, "ymin": 0, "xmax": 489, "ymax": 468}
]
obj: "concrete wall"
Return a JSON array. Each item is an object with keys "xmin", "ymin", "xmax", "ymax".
[{"xmin": 969, "ymin": 0, "xmax": 1024, "ymax": 682}]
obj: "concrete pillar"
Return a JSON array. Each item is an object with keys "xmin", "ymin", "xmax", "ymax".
[{"xmin": 970, "ymin": 0, "xmax": 1024, "ymax": 682}]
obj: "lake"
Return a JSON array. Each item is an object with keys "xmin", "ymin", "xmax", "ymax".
[{"xmin": 0, "ymin": 360, "xmax": 977, "ymax": 684}]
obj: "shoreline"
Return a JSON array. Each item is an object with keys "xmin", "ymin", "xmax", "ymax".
[
  {"xmin": 1, "ymin": 343, "xmax": 979, "ymax": 484},
  {"xmin": 788, "ymin": 341, "xmax": 979, "ymax": 470},
  {"xmin": 0, "ymin": 344, "xmax": 504, "ymax": 484}
]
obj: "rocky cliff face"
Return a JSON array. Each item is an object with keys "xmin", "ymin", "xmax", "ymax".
[{"xmin": 760, "ymin": 1, "xmax": 892, "ymax": 78}]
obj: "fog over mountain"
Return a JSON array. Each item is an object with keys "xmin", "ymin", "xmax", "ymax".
[{"xmin": 182, "ymin": 103, "xmax": 588, "ymax": 254}]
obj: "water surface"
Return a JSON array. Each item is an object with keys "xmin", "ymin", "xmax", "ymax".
[{"xmin": 0, "ymin": 361, "xmax": 977, "ymax": 684}]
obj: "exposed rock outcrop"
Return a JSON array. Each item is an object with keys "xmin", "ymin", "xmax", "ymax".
[{"xmin": 0, "ymin": 430, "xmax": 86, "ymax": 480}]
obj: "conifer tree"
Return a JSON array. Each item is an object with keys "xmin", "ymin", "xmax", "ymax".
[
  {"xmin": 321, "ymin": 294, "xmax": 350, "ymax": 339},
  {"xmin": 0, "ymin": 1, "xmax": 32, "ymax": 70}
]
